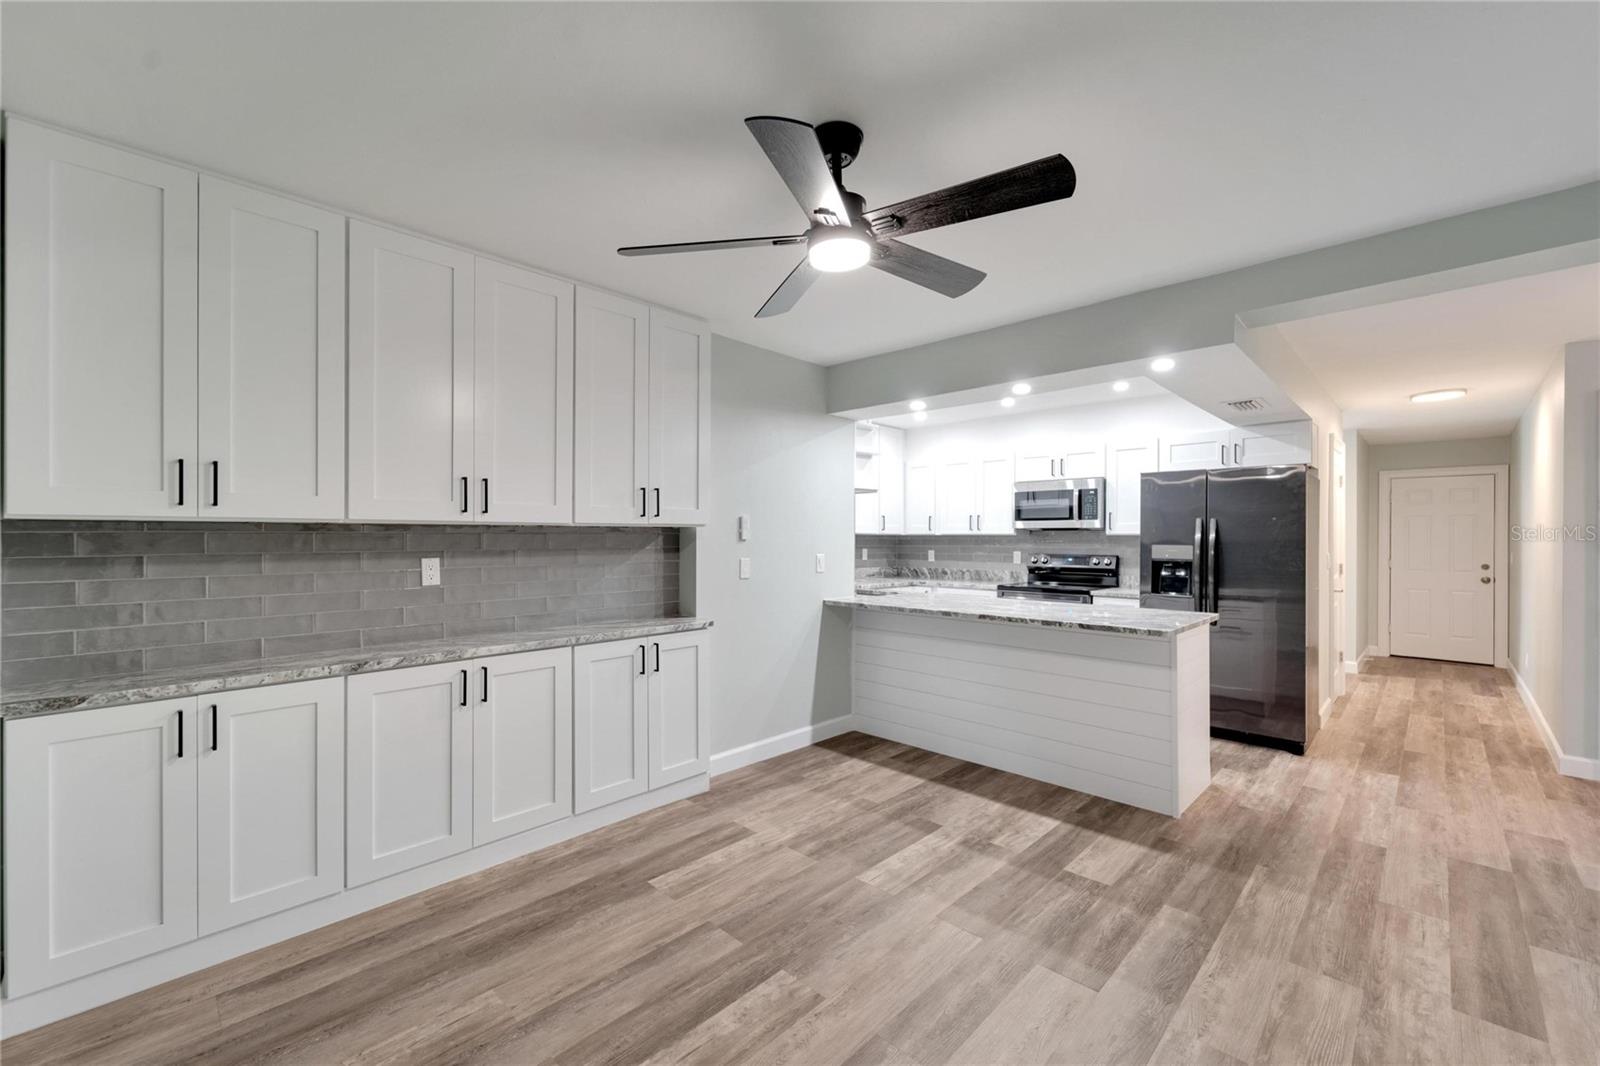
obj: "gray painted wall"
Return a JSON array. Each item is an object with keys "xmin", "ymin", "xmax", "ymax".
[
  {"xmin": 689, "ymin": 336, "xmax": 856, "ymax": 758},
  {"xmin": 0, "ymin": 521, "xmax": 676, "ymax": 688}
]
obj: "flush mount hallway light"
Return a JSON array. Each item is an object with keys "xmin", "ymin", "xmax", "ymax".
[
  {"xmin": 1150, "ymin": 357, "xmax": 1176, "ymax": 373},
  {"xmin": 908, "ymin": 399, "xmax": 927, "ymax": 411},
  {"xmin": 913, "ymin": 410, "xmax": 928, "ymax": 422},
  {"xmin": 1011, "ymin": 383, "xmax": 1033, "ymax": 396},
  {"xmin": 1411, "ymin": 388, "xmax": 1468, "ymax": 404},
  {"xmin": 1000, "ymin": 396, "xmax": 1017, "ymax": 408},
  {"xmin": 1112, "ymin": 380, "xmax": 1130, "ymax": 392}
]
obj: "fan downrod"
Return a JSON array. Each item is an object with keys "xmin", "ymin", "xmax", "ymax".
[{"xmin": 815, "ymin": 121, "xmax": 864, "ymax": 173}]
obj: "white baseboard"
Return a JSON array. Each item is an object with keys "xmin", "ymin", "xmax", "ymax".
[
  {"xmin": 1509, "ymin": 666, "xmax": 1600, "ymax": 781},
  {"xmin": 0, "ymin": 774, "xmax": 709, "ymax": 1037},
  {"xmin": 1344, "ymin": 645, "xmax": 1379, "ymax": 675},
  {"xmin": 1319, "ymin": 697, "xmax": 1333, "ymax": 726},
  {"xmin": 710, "ymin": 715, "xmax": 856, "ymax": 776}
]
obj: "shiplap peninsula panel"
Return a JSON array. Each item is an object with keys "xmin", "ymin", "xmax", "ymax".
[{"xmin": 849, "ymin": 610, "xmax": 1210, "ymax": 816}]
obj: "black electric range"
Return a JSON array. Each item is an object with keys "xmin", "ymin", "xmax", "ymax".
[{"xmin": 996, "ymin": 554, "xmax": 1120, "ymax": 604}]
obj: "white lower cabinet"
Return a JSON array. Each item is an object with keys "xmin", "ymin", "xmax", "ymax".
[
  {"xmin": 4, "ymin": 699, "xmax": 200, "ymax": 996},
  {"xmin": 574, "ymin": 632, "xmax": 710, "ymax": 812},
  {"xmin": 473, "ymin": 649, "xmax": 574, "ymax": 844},
  {"xmin": 648, "ymin": 632, "xmax": 710, "ymax": 789},
  {"xmin": 198, "ymin": 679, "xmax": 345, "ymax": 934},
  {"xmin": 346, "ymin": 662, "xmax": 474, "ymax": 887}
]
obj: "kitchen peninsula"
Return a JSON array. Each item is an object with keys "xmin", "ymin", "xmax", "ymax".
[{"xmin": 825, "ymin": 587, "xmax": 1215, "ymax": 815}]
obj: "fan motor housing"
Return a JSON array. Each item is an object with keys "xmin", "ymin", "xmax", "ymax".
[{"xmin": 815, "ymin": 121, "xmax": 864, "ymax": 170}]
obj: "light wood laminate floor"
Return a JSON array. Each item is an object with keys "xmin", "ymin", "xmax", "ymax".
[{"xmin": 6, "ymin": 657, "xmax": 1600, "ymax": 1065}]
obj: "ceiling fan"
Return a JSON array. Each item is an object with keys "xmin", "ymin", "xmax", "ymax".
[{"xmin": 617, "ymin": 117, "xmax": 1076, "ymax": 317}]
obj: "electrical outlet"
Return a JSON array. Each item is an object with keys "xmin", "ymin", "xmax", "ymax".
[
  {"xmin": 815, "ymin": 553, "xmax": 826, "ymax": 573},
  {"xmin": 739, "ymin": 557, "xmax": 752, "ymax": 580},
  {"xmin": 861, "ymin": 547, "xmax": 868, "ymax": 561},
  {"xmin": 927, "ymin": 549, "xmax": 936, "ymax": 562},
  {"xmin": 1013, "ymin": 550, "xmax": 1023, "ymax": 564},
  {"xmin": 421, "ymin": 557, "xmax": 441, "ymax": 586}
]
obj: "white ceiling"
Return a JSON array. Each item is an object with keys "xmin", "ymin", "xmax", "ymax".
[
  {"xmin": 870, "ymin": 376, "xmax": 1169, "ymax": 430},
  {"xmin": 3, "ymin": 3, "xmax": 1596, "ymax": 365},
  {"xmin": 1274, "ymin": 264, "xmax": 1600, "ymax": 444}
]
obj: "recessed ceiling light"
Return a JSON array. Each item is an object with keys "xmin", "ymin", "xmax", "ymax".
[
  {"xmin": 1150, "ymin": 357, "xmax": 1176, "ymax": 373},
  {"xmin": 1410, "ymin": 388, "xmax": 1467, "ymax": 404},
  {"xmin": 1011, "ymin": 382, "xmax": 1032, "ymax": 396},
  {"xmin": 908, "ymin": 399, "xmax": 927, "ymax": 411},
  {"xmin": 1112, "ymin": 380, "xmax": 1130, "ymax": 393},
  {"xmin": 999, "ymin": 396, "xmax": 1016, "ymax": 408},
  {"xmin": 912, "ymin": 410, "xmax": 928, "ymax": 422}
]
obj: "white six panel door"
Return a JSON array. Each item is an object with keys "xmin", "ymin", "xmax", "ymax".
[
  {"xmin": 3, "ymin": 699, "xmax": 199, "ymax": 995},
  {"xmin": 474, "ymin": 259, "xmax": 575, "ymax": 524},
  {"xmin": 474, "ymin": 649, "xmax": 574, "ymax": 844},
  {"xmin": 647, "ymin": 309, "xmax": 711, "ymax": 525},
  {"xmin": 648, "ymin": 632, "xmax": 709, "ymax": 789},
  {"xmin": 574, "ymin": 288, "xmax": 650, "ymax": 525},
  {"xmin": 4, "ymin": 118, "xmax": 198, "ymax": 518},
  {"xmin": 348, "ymin": 221, "xmax": 474, "ymax": 521},
  {"xmin": 573, "ymin": 640, "xmax": 649, "ymax": 813},
  {"xmin": 346, "ymin": 662, "xmax": 474, "ymax": 885},
  {"xmin": 1389, "ymin": 473, "xmax": 1496, "ymax": 665},
  {"xmin": 199, "ymin": 176, "xmax": 346, "ymax": 520},
  {"xmin": 198, "ymin": 679, "xmax": 345, "ymax": 934}
]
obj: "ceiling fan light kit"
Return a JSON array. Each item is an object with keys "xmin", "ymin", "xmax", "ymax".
[{"xmin": 617, "ymin": 115, "xmax": 1076, "ymax": 316}]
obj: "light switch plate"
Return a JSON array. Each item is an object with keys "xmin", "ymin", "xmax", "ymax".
[
  {"xmin": 421, "ymin": 557, "xmax": 441, "ymax": 586},
  {"xmin": 737, "ymin": 514, "xmax": 750, "ymax": 541},
  {"xmin": 861, "ymin": 547, "xmax": 869, "ymax": 561},
  {"xmin": 815, "ymin": 553, "xmax": 826, "ymax": 573},
  {"xmin": 739, "ymin": 557, "xmax": 752, "ymax": 579}
]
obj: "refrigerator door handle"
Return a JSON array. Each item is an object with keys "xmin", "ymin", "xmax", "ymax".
[
  {"xmin": 1207, "ymin": 518, "xmax": 1219, "ymax": 624},
  {"xmin": 1192, "ymin": 517, "xmax": 1204, "ymax": 613}
]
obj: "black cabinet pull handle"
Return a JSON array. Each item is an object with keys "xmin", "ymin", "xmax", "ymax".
[
  {"xmin": 211, "ymin": 461, "xmax": 220, "ymax": 507},
  {"xmin": 638, "ymin": 644, "xmax": 646, "ymax": 675},
  {"xmin": 459, "ymin": 668, "xmax": 468, "ymax": 706},
  {"xmin": 653, "ymin": 487, "xmax": 661, "ymax": 518},
  {"xmin": 177, "ymin": 709, "xmax": 184, "ymax": 758},
  {"xmin": 211, "ymin": 704, "xmax": 218, "ymax": 751},
  {"xmin": 482, "ymin": 478, "xmax": 489, "ymax": 515},
  {"xmin": 653, "ymin": 642, "xmax": 660, "ymax": 673},
  {"xmin": 176, "ymin": 458, "xmax": 185, "ymax": 506},
  {"xmin": 460, "ymin": 476, "xmax": 469, "ymax": 514},
  {"xmin": 480, "ymin": 665, "xmax": 488, "ymax": 702},
  {"xmin": 639, "ymin": 487, "xmax": 648, "ymax": 518}
]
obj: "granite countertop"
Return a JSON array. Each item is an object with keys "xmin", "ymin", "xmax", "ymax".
[
  {"xmin": 826, "ymin": 587, "xmax": 1214, "ymax": 637},
  {"xmin": 1, "ymin": 617, "xmax": 713, "ymax": 719}
]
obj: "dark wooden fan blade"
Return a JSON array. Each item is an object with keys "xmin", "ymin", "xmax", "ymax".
[
  {"xmin": 864, "ymin": 155, "xmax": 1075, "ymax": 239},
  {"xmin": 618, "ymin": 234, "xmax": 804, "ymax": 257},
  {"xmin": 745, "ymin": 116, "xmax": 852, "ymax": 226},
  {"xmin": 755, "ymin": 256, "xmax": 819, "ymax": 318},
  {"xmin": 869, "ymin": 239, "xmax": 985, "ymax": 298}
]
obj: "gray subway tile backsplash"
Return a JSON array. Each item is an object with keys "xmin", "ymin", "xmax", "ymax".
[
  {"xmin": 855, "ymin": 530, "xmax": 1142, "ymax": 587},
  {"xmin": 1, "ymin": 520, "xmax": 680, "ymax": 688}
]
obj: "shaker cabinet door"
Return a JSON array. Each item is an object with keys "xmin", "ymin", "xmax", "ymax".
[
  {"xmin": 647, "ymin": 310, "xmax": 711, "ymax": 526},
  {"xmin": 199, "ymin": 176, "xmax": 346, "ymax": 520},
  {"xmin": 574, "ymin": 288, "xmax": 650, "ymax": 525},
  {"xmin": 474, "ymin": 648, "xmax": 575, "ymax": 844},
  {"xmin": 573, "ymin": 639, "xmax": 650, "ymax": 813},
  {"xmin": 647, "ymin": 632, "xmax": 709, "ymax": 789},
  {"xmin": 348, "ymin": 221, "xmax": 475, "ymax": 521},
  {"xmin": 4, "ymin": 119, "xmax": 198, "ymax": 519},
  {"xmin": 4, "ymin": 699, "xmax": 199, "ymax": 995}
]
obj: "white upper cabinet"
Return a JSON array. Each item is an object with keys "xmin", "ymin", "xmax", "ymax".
[
  {"xmin": 199, "ymin": 177, "xmax": 346, "ymax": 521},
  {"xmin": 1106, "ymin": 437, "xmax": 1159, "ymax": 537},
  {"xmin": 936, "ymin": 458, "xmax": 978, "ymax": 534},
  {"xmin": 198, "ymin": 679, "xmax": 344, "ymax": 934},
  {"xmin": 976, "ymin": 455, "xmax": 1015, "ymax": 535},
  {"xmin": 346, "ymin": 662, "xmax": 474, "ymax": 886},
  {"xmin": 905, "ymin": 464, "xmax": 937, "ymax": 535},
  {"xmin": 648, "ymin": 631, "xmax": 710, "ymax": 789},
  {"xmin": 1014, "ymin": 438, "xmax": 1104, "ymax": 482},
  {"xmin": 348, "ymin": 221, "xmax": 475, "ymax": 522},
  {"xmin": 877, "ymin": 427, "xmax": 906, "ymax": 534},
  {"xmin": 574, "ymin": 289, "xmax": 651, "ymax": 524},
  {"xmin": 474, "ymin": 259, "xmax": 575, "ymax": 524},
  {"xmin": 855, "ymin": 490, "xmax": 883, "ymax": 535},
  {"xmin": 473, "ymin": 648, "xmax": 574, "ymax": 845},
  {"xmin": 4, "ymin": 698, "xmax": 199, "ymax": 995},
  {"xmin": 648, "ymin": 309, "xmax": 711, "ymax": 525},
  {"xmin": 4, "ymin": 119, "xmax": 199, "ymax": 518},
  {"xmin": 1230, "ymin": 421, "xmax": 1312, "ymax": 467},
  {"xmin": 1158, "ymin": 429, "xmax": 1232, "ymax": 472},
  {"xmin": 1013, "ymin": 447, "xmax": 1058, "ymax": 483}
]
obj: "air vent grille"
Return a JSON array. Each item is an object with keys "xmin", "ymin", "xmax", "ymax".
[{"xmin": 1223, "ymin": 398, "xmax": 1267, "ymax": 412}]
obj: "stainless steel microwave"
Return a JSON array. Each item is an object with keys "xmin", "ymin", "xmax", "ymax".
[{"xmin": 1013, "ymin": 477, "xmax": 1106, "ymax": 530}]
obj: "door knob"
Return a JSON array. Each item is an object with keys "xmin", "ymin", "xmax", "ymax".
[{"xmin": 1480, "ymin": 576, "xmax": 1492, "ymax": 584}]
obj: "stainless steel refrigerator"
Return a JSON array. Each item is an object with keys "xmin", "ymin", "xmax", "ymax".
[{"xmin": 1140, "ymin": 465, "xmax": 1320, "ymax": 754}]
